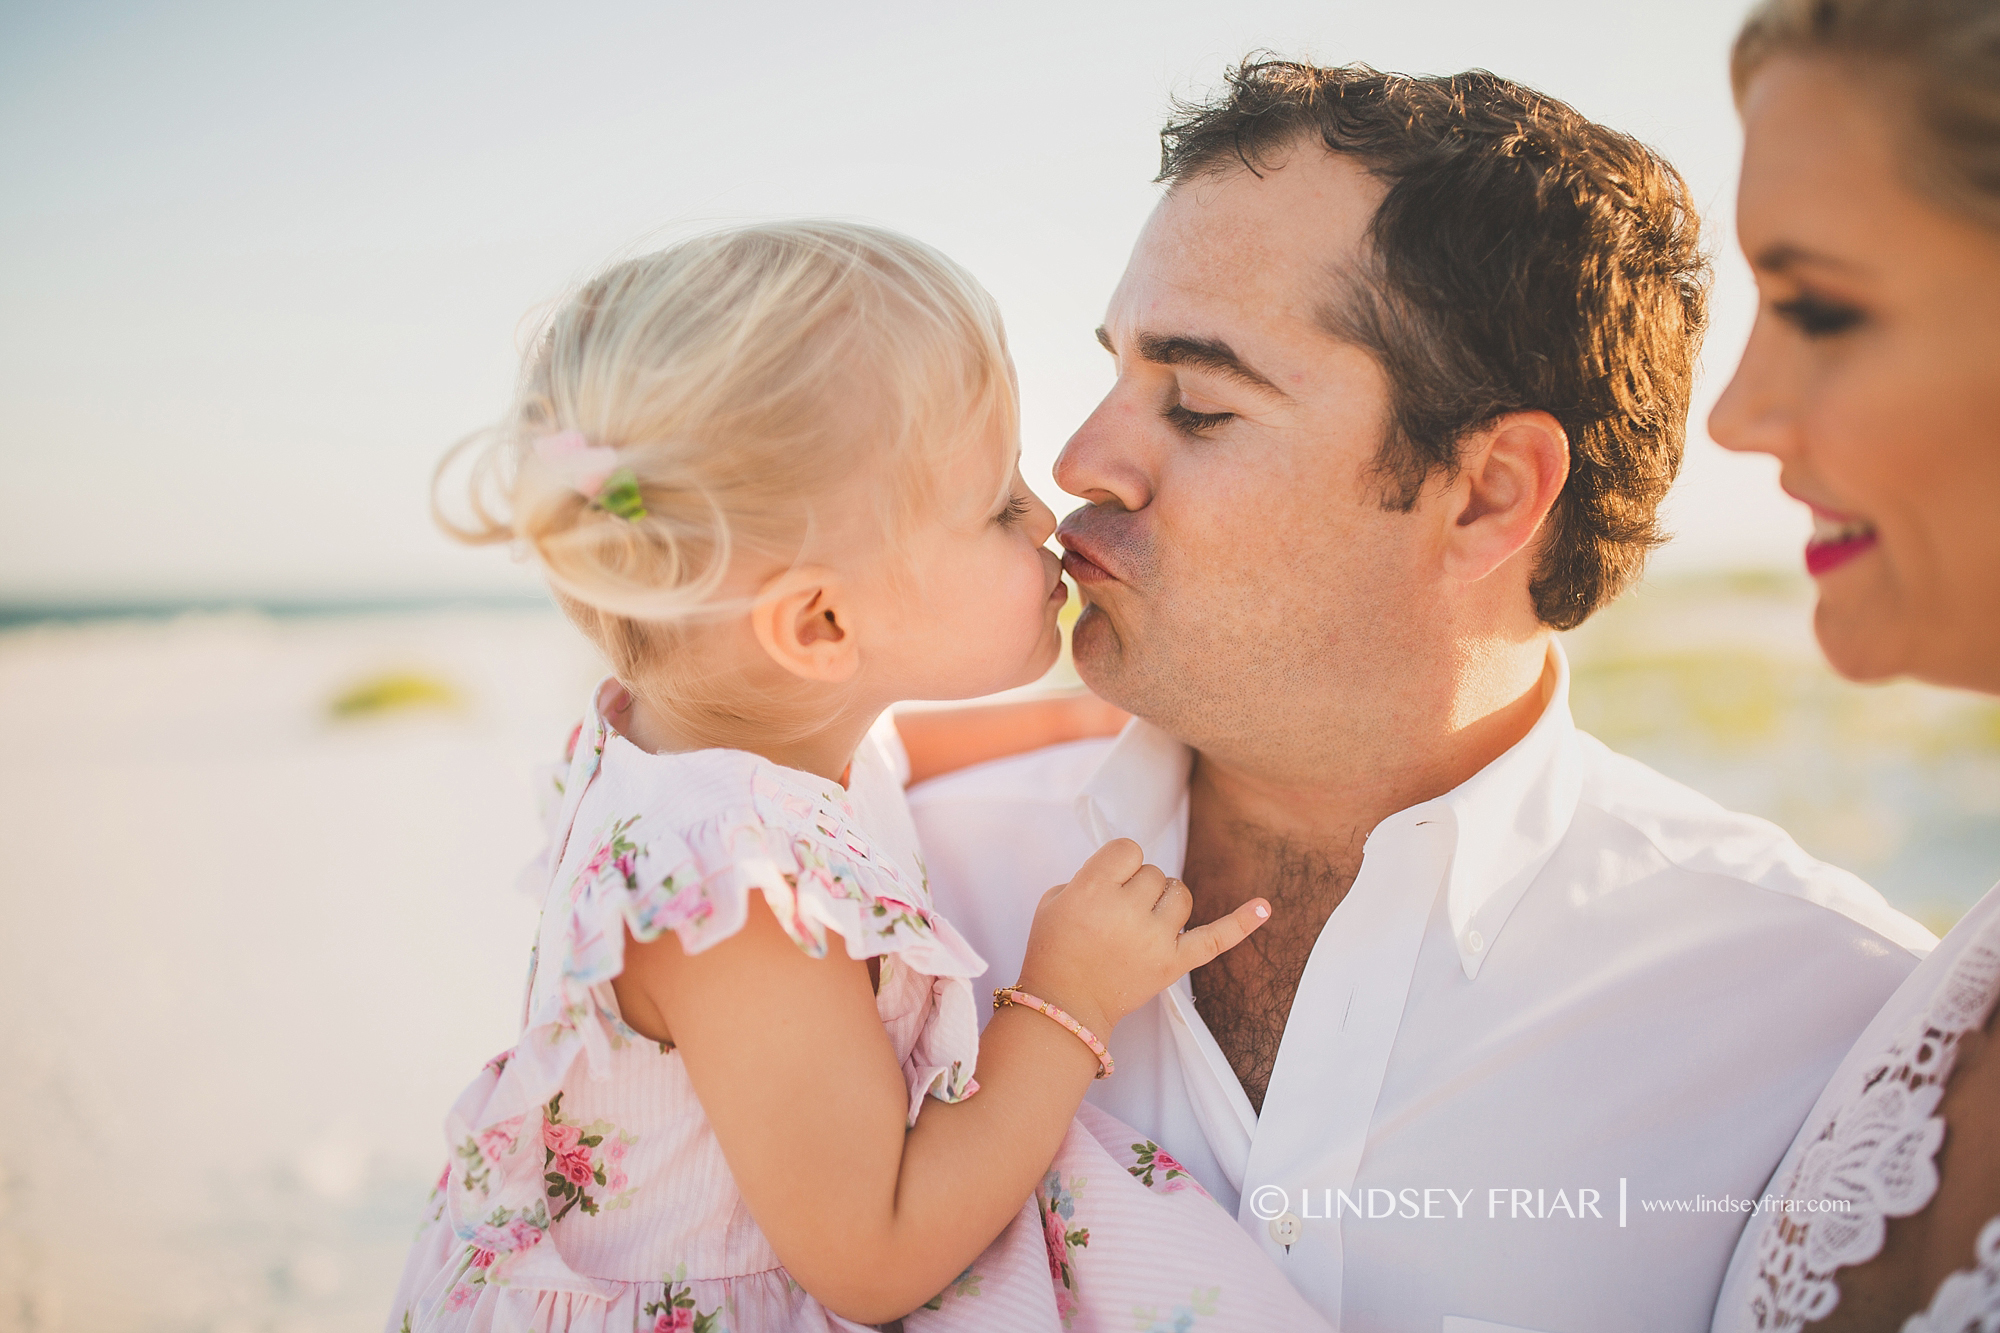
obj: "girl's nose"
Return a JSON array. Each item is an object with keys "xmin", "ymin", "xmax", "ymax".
[{"xmin": 1027, "ymin": 486, "xmax": 1058, "ymax": 544}]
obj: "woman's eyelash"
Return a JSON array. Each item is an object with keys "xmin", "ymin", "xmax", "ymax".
[
  {"xmin": 1164, "ymin": 403, "xmax": 1234, "ymax": 434},
  {"xmin": 996, "ymin": 494, "xmax": 1032, "ymax": 526},
  {"xmin": 1773, "ymin": 294, "xmax": 1865, "ymax": 338}
]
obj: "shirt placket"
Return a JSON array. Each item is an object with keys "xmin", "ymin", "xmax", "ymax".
[{"xmin": 1234, "ymin": 812, "xmax": 1454, "ymax": 1317}]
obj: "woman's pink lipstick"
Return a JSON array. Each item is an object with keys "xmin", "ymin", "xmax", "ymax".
[{"xmin": 1803, "ymin": 504, "xmax": 1879, "ymax": 577}]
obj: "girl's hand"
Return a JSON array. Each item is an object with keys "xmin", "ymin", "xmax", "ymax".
[{"xmin": 1014, "ymin": 838, "xmax": 1270, "ymax": 1041}]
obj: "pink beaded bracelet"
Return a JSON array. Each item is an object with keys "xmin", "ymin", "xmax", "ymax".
[{"xmin": 993, "ymin": 986, "xmax": 1115, "ymax": 1079}]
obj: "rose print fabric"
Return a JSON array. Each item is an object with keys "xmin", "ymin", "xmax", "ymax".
[
  {"xmin": 388, "ymin": 680, "xmax": 1329, "ymax": 1332},
  {"xmin": 908, "ymin": 1102, "xmax": 1332, "ymax": 1333}
]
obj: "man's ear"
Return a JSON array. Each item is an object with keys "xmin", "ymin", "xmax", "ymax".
[
  {"xmin": 749, "ymin": 565, "xmax": 861, "ymax": 683},
  {"xmin": 1439, "ymin": 410, "xmax": 1571, "ymax": 584}
]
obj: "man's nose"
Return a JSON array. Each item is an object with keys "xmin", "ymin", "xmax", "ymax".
[{"xmin": 1054, "ymin": 388, "xmax": 1154, "ymax": 512}]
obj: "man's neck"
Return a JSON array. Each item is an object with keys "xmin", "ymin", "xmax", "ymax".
[
  {"xmin": 1187, "ymin": 638, "xmax": 1556, "ymax": 868},
  {"xmin": 1177, "ymin": 638, "xmax": 1555, "ymax": 1111}
]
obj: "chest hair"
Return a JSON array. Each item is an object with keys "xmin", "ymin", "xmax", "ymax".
[{"xmin": 1184, "ymin": 823, "xmax": 1360, "ymax": 1113}]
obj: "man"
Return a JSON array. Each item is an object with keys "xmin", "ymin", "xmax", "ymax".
[{"xmin": 906, "ymin": 60, "xmax": 1934, "ymax": 1332}]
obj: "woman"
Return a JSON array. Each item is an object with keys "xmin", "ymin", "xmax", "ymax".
[{"xmin": 1709, "ymin": 1, "xmax": 2000, "ymax": 1329}]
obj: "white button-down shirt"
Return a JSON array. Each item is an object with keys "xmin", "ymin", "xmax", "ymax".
[{"xmin": 905, "ymin": 645, "xmax": 1935, "ymax": 1333}]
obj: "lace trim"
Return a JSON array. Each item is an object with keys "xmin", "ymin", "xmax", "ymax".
[
  {"xmin": 1903, "ymin": 1215, "xmax": 2000, "ymax": 1333},
  {"xmin": 1744, "ymin": 922, "xmax": 2000, "ymax": 1330}
]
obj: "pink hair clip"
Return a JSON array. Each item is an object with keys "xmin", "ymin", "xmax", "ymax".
[{"xmin": 533, "ymin": 430, "xmax": 646, "ymax": 521}]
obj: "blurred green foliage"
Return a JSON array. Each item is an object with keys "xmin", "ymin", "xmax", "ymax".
[{"xmin": 326, "ymin": 670, "xmax": 463, "ymax": 720}]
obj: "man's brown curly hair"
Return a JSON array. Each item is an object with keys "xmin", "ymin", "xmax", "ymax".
[{"xmin": 1158, "ymin": 60, "xmax": 1712, "ymax": 629}]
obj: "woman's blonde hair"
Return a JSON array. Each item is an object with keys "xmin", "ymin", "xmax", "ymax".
[
  {"xmin": 1733, "ymin": 0, "xmax": 2000, "ymax": 229},
  {"xmin": 439, "ymin": 220, "xmax": 1016, "ymax": 741}
]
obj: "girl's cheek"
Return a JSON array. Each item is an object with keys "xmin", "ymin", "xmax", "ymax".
[{"xmin": 1023, "ymin": 551, "xmax": 1052, "ymax": 606}]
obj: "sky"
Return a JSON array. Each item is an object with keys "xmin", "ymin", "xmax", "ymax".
[{"xmin": 0, "ymin": 0, "xmax": 1805, "ymax": 603}]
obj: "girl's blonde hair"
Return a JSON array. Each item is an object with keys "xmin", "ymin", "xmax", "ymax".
[
  {"xmin": 440, "ymin": 220, "xmax": 1016, "ymax": 741},
  {"xmin": 1733, "ymin": 0, "xmax": 2000, "ymax": 229}
]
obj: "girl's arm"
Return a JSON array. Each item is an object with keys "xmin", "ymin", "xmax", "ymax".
[
  {"xmin": 895, "ymin": 690, "xmax": 1129, "ymax": 787},
  {"xmin": 611, "ymin": 839, "xmax": 1269, "ymax": 1325}
]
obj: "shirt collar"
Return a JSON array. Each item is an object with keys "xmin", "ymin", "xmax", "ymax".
[
  {"xmin": 1425, "ymin": 640, "xmax": 1584, "ymax": 980},
  {"xmin": 1074, "ymin": 715, "xmax": 1193, "ymax": 856},
  {"xmin": 1071, "ymin": 640, "xmax": 1583, "ymax": 983}
]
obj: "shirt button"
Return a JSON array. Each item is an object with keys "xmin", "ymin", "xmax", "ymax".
[
  {"xmin": 1269, "ymin": 1212, "xmax": 1303, "ymax": 1248},
  {"xmin": 1465, "ymin": 929, "xmax": 1485, "ymax": 955}
]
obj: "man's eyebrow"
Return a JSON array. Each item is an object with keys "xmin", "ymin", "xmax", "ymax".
[
  {"xmin": 1752, "ymin": 242, "xmax": 1868, "ymax": 276},
  {"xmin": 1094, "ymin": 325, "xmax": 1288, "ymax": 399}
]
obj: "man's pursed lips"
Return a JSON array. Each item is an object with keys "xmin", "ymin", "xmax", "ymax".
[{"xmin": 1057, "ymin": 505, "xmax": 1152, "ymax": 586}]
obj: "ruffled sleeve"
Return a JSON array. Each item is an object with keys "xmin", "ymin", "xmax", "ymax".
[
  {"xmin": 502, "ymin": 716, "xmax": 986, "ymax": 1131},
  {"xmin": 621, "ymin": 765, "xmax": 980, "ymax": 972}
]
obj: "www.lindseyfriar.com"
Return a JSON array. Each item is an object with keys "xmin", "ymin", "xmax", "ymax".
[{"xmin": 1247, "ymin": 1182, "xmax": 1854, "ymax": 1228}]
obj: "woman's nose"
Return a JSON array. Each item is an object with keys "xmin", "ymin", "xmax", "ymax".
[{"xmin": 1709, "ymin": 319, "xmax": 1800, "ymax": 462}]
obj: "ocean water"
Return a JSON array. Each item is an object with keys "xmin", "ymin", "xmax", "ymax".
[{"xmin": 1, "ymin": 580, "xmax": 1994, "ymax": 1331}]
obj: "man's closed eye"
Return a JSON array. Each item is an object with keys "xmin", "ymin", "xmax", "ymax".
[{"xmin": 1163, "ymin": 403, "xmax": 1235, "ymax": 433}]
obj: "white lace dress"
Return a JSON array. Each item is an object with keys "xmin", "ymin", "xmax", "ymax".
[{"xmin": 1712, "ymin": 881, "xmax": 2000, "ymax": 1333}]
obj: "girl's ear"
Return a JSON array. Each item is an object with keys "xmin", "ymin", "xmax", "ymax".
[{"xmin": 750, "ymin": 566, "xmax": 861, "ymax": 683}]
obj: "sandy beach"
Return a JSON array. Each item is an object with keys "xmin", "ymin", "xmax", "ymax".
[{"xmin": 0, "ymin": 608, "xmax": 599, "ymax": 1332}]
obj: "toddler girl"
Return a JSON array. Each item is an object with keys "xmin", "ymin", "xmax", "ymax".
[{"xmin": 390, "ymin": 221, "xmax": 1331, "ymax": 1332}]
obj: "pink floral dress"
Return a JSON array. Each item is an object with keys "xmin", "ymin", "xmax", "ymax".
[{"xmin": 388, "ymin": 681, "xmax": 1330, "ymax": 1333}]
